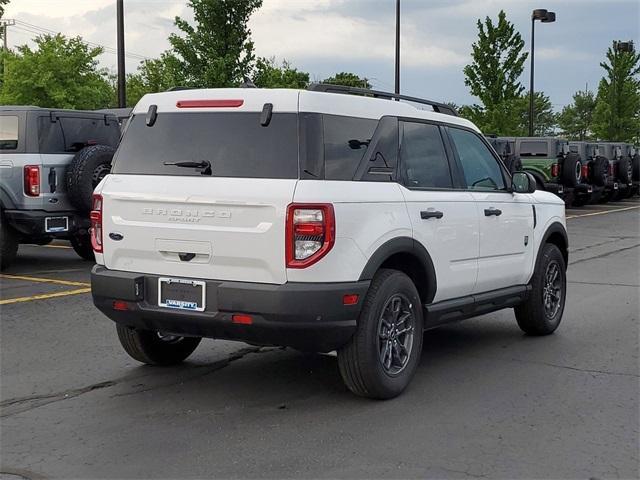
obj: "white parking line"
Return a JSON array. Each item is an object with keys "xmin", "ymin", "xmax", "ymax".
[{"xmin": 567, "ymin": 205, "xmax": 640, "ymax": 219}]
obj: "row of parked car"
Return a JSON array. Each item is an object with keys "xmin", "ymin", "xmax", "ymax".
[{"xmin": 487, "ymin": 137, "xmax": 640, "ymax": 207}]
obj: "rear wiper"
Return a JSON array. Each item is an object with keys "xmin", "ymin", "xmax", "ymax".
[{"xmin": 163, "ymin": 160, "xmax": 212, "ymax": 175}]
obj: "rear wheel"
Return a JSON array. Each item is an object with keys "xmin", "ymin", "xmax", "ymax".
[
  {"xmin": 116, "ymin": 325, "xmax": 202, "ymax": 365},
  {"xmin": 515, "ymin": 244, "xmax": 566, "ymax": 336},
  {"xmin": 69, "ymin": 233, "xmax": 95, "ymax": 261},
  {"xmin": 338, "ymin": 269, "xmax": 423, "ymax": 399},
  {"xmin": 0, "ymin": 212, "xmax": 19, "ymax": 271}
]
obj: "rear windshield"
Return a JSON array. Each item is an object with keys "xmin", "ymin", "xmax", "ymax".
[
  {"xmin": 112, "ymin": 112, "xmax": 298, "ymax": 178},
  {"xmin": 38, "ymin": 116, "xmax": 121, "ymax": 153},
  {"xmin": 520, "ymin": 141, "xmax": 548, "ymax": 156},
  {"xmin": 0, "ymin": 116, "xmax": 19, "ymax": 150}
]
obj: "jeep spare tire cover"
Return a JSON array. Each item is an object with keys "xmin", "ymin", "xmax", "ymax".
[
  {"xmin": 632, "ymin": 153, "xmax": 640, "ymax": 181},
  {"xmin": 591, "ymin": 156, "xmax": 609, "ymax": 187},
  {"xmin": 561, "ymin": 152, "xmax": 581, "ymax": 187},
  {"xmin": 66, "ymin": 145, "xmax": 115, "ymax": 213},
  {"xmin": 617, "ymin": 156, "xmax": 632, "ymax": 184}
]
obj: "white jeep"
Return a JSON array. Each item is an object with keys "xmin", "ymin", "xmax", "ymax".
[{"xmin": 90, "ymin": 85, "xmax": 568, "ymax": 399}]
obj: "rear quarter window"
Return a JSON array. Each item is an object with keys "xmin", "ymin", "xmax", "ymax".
[
  {"xmin": 323, "ymin": 115, "xmax": 378, "ymax": 180},
  {"xmin": 0, "ymin": 116, "xmax": 19, "ymax": 150}
]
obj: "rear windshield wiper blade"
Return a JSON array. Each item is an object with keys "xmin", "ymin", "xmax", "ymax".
[{"xmin": 163, "ymin": 161, "xmax": 211, "ymax": 169}]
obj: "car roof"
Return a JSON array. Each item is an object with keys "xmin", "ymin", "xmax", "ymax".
[{"xmin": 132, "ymin": 88, "xmax": 479, "ymax": 132}]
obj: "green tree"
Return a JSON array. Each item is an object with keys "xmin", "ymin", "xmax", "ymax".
[
  {"xmin": 0, "ymin": 0, "xmax": 8, "ymax": 19},
  {"xmin": 514, "ymin": 92, "xmax": 556, "ymax": 136},
  {"xmin": 126, "ymin": 53, "xmax": 185, "ymax": 106},
  {"xmin": 592, "ymin": 41, "xmax": 640, "ymax": 141},
  {"xmin": 462, "ymin": 10, "xmax": 528, "ymax": 134},
  {"xmin": 169, "ymin": 0, "xmax": 262, "ymax": 87},
  {"xmin": 0, "ymin": 34, "xmax": 113, "ymax": 109},
  {"xmin": 557, "ymin": 89, "xmax": 597, "ymax": 140},
  {"xmin": 323, "ymin": 72, "xmax": 371, "ymax": 89},
  {"xmin": 253, "ymin": 57, "xmax": 309, "ymax": 89}
]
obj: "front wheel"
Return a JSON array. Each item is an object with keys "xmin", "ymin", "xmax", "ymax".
[
  {"xmin": 116, "ymin": 325, "xmax": 202, "ymax": 365},
  {"xmin": 338, "ymin": 269, "xmax": 423, "ymax": 399},
  {"xmin": 515, "ymin": 244, "xmax": 566, "ymax": 336}
]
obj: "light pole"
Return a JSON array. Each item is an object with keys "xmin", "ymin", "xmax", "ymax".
[
  {"xmin": 395, "ymin": 0, "xmax": 400, "ymax": 95},
  {"xmin": 529, "ymin": 8, "xmax": 555, "ymax": 136},
  {"xmin": 116, "ymin": 0, "xmax": 126, "ymax": 108}
]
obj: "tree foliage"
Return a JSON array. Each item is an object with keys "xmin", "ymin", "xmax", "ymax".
[
  {"xmin": 126, "ymin": 54, "xmax": 185, "ymax": 106},
  {"xmin": 323, "ymin": 72, "xmax": 371, "ymax": 89},
  {"xmin": 462, "ymin": 10, "xmax": 529, "ymax": 134},
  {"xmin": 0, "ymin": 34, "xmax": 113, "ymax": 109},
  {"xmin": 557, "ymin": 90, "xmax": 597, "ymax": 140},
  {"xmin": 253, "ymin": 57, "xmax": 309, "ymax": 89},
  {"xmin": 169, "ymin": 0, "xmax": 262, "ymax": 88},
  {"xmin": 514, "ymin": 92, "xmax": 556, "ymax": 136},
  {"xmin": 591, "ymin": 42, "xmax": 640, "ymax": 142},
  {"xmin": 0, "ymin": 0, "xmax": 8, "ymax": 19}
]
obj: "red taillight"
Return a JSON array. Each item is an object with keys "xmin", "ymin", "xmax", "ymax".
[
  {"xmin": 90, "ymin": 194, "xmax": 103, "ymax": 253},
  {"xmin": 176, "ymin": 99, "xmax": 244, "ymax": 108},
  {"xmin": 609, "ymin": 163, "xmax": 615, "ymax": 176},
  {"xmin": 551, "ymin": 164, "xmax": 559, "ymax": 177},
  {"xmin": 343, "ymin": 294, "xmax": 359, "ymax": 305},
  {"xmin": 24, "ymin": 165, "xmax": 40, "ymax": 196},
  {"xmin": 232, "ymin": 314, "xmax": 253, "ymax": 325},
  {"xmin": 581, "ymin": 165, "xmax": 589, "ymax": 181},
  {"xmin": 286, "ymin": 203, "xmax": 335, "ymax": 269},
  {"xmin": 112, "ymin": 300, "xmax": 129, "ymax": 311}
]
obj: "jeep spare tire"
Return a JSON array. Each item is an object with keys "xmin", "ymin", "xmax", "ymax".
[
  {"xmin": 66, "ymin": 145, "xmax": 115, "ymax": 213},
  {"xmin": 591, "ymin": 156, "xmax": 609, "ymax": 187},
  {"xmin": 632, "ymin": 153, "xmax": 640, "ymax": 182},
  {"xmin": 617, "ymin": 156, "xmax": 632, "ymax": 184},
  {"xmin": 561, "ymin": 153, "xmax": 581, "ymax": 188}
]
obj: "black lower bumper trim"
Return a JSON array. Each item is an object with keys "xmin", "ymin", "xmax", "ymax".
[
  {"xmin": 91, "ymin": 266, "xmax": 369, "ymax": 352},
  {"xmin": 3, "ymin": 209, "xmax": 89, "ymax": 238}
]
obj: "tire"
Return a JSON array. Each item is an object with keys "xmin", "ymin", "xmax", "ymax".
[
  {"xmin": 632, "ymin": 154, "xmax": 640, "ymax": 182},
  {"xmin": 591, "ymin": 156, "xmax": 609, "ymax": 187},
  {"xmin": 561, "ymin": 153, "xmax": 581, "ymax": 188},
  {"xmin": 0, "ymin": 211, "xmax": 19, "ymax": 271},
  {"xmin": 617, "ymin": 156, "xmax": 632, "ymax": 184},
  {"xmin": 116, "ymin": 325, "xmax": 202, "ymax": 365},
  {"xmin": 571, "ymin": 196, "xmax": 588, "ymax": 207},
  {"xmin": 69, "ymin": 233, "xmax": 95, "ymax": 261},
  {"xmin": 337, "ymin": 269, "xmax": 424, "ymax": 399},
  {"xmin": 66, "ymin": 145, "xmax": 115, "ymax": 213},
  {"xmin": 515, "ymin": 243, "xmax": 566, "ymax": 336}
]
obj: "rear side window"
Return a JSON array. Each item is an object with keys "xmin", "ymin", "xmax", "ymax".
[
  {"xmin": 520, "ymin": 141, "xmax": 548, "ymax": 156},
  {"xmin": 400, "ymin": 122, "xmax": 452, "ymax": 189},
  {"xmin": 112, "ymin": 112, "xmax": 298, "ymax": 178},
  {"xmin": 38, "ymin": 116, "xmax": 121, "ymax": 153},
  {"xmin": 323, "ymin": 115, "xmax": 377, "ymax": 180},
  {"xmin": 0, "ymin": 116, "xmax": 19, "ymax": 150},
  {"xmin": 449, "ymin": 128, "xmax": 506, "ymax": 191}
]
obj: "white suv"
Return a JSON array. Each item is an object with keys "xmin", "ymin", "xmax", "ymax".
[{"xmin": 91, "ymin": 85, "xmax": 568, "ymax": 399}]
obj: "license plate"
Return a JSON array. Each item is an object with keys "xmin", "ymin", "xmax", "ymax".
[
  {"xmin": 158, "ymin": 278, "xmax": 206, "ymax": 312},
  {"xmin": 45, "ymin": 216, "xmax": 68, "ymax": 233}
]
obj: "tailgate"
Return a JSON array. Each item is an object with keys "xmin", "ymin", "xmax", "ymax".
[{"xmin": 100, "ymin": 175, "xmax": 297, "ymax": 284}]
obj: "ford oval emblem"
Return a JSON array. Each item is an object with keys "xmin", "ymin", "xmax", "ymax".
[{"xmin": 109, "ymin": 232, "xmax": 124, "ymax": 241}]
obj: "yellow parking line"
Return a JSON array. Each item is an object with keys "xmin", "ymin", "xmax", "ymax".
[
  {"xmin": 0, "ymin": 274, "xmax": 90, "ymax": 287},
  {"xmin": 0, "ymin": 287, "xmax": 91, "ymax": 305},
  {"xmin": 567, "ymin": 205, "xmax": 640, "ymax": 219},
  {"xmin": 21, "ymin": 244, "xmax": 73, "ymax": 249}
]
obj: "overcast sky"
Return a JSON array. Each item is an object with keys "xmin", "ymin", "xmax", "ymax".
[{"xmin": 4, "ymin": 0, "xmax": 639, "ymax": 109}]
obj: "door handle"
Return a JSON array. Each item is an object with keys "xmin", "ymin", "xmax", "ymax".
[
  {"xmin": 484, "ymin": 208, "xmax": 502, "ymax": 217},
  {"xmin": 421, "ymin": 210, "xmax": 444, "ymax": 220}
]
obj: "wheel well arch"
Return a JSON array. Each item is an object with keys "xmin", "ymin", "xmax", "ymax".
[
  {"xmin": 541, "ymin": 222, "xmax": 569, "ymax": 267},
  {"xmin": 359, "ymin": 237, "xmax": 437, "ymax": 305}
]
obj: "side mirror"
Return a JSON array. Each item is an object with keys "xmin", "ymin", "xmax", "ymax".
[{"xmin": 512, "ymin": 171, "xmax": 536, "ymax": 194}]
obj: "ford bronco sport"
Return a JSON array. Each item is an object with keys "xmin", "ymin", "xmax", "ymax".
[
  {"xmin": 91, "ymin": 85, "xmax": 568, "ymax": 399},
  {"xmin": 0, "ymin": 107, "xmax": 121, "ymax": 269}
]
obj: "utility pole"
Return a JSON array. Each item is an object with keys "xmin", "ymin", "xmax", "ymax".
[
  {"xmin": 529, "ymin": 9, "xmax": 555, "ymax": 136},
  {"xmin": 1, "ymin": 19, "xmax": 15, "ymax": 51},
  {"xmin": 116, "ymin": 0, "xmax": 126, "ymax": 108},
  {"xmin": 394, "ymin": 0, "xmax": 400, "ymax": 95}
]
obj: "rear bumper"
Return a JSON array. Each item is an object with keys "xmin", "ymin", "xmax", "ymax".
[
  {"xmin": 543, "ymin": 182, "xmax": 566, "ymax": 198},
  {"xmin": 91, "ymin": 266, "xmax": 369, "ymax": 352},
  {"xmin": 3, "ymin": 209, "xmax": 88, "ymax": 239}
]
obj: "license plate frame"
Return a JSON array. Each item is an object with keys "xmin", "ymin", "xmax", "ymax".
[
  {"xmin": 158, "ymin": 277, "xmax": 206, "ymax": 312},
  {"xmin": 45, "ymin": 216, "xmax": 69, "ymax": 233}
]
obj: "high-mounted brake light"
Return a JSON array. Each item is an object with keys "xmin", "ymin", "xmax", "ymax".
[
  {"xmin": 176, "ymin": 99, "xmax": 244, "ymax": 108},
  {"xmin": 24, "ymin": 165, "xmax": 40, "ymax": 196},
  {"xmin": 90, "ymin": 194, "xmax": 103, "ymax": 253},
  {"xmin": 551, "ymin": 163, "xmax": 559, "ymax": 177},
  {"xmin": 286, "ymin": 203, "xmax": 335, "ymax": 269}
]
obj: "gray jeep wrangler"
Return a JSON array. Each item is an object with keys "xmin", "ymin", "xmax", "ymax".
[
  {"xmin": 0, "ymin": 107, "xmax": 121, "ymax": 270},
  {"xmin": 594, "ymin": 142, "xmax": 633, "ymax": 201}
]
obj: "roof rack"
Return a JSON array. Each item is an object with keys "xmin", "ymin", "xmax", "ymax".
[{"xmin": 308, "ymin": 83, "xmax": 458, "ymax": 117}]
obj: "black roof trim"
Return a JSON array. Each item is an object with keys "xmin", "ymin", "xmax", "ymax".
[{"xmin": 308, "ymin": 83, "xmax": 458, "ymax": 117}]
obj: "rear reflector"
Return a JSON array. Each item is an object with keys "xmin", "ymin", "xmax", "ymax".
[
  {"xmin": 232, "ymin": 314, "xmax": 253, "ymax": 325},
  {"xmin": 343, "ymin": 294, "xmax": 359, "ymax": 305},
  {"xmin": 112, "ymin": 300, "xmax": 129, "ymax": 311},
  {"xmin": 176, "ymin": 99, "xmax": 244, "ymax": 108}
]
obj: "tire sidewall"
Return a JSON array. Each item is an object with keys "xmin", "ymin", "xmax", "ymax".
[
  {"xmin": 561, "ymin": 154, "xmax": 581, "ymax": 188},
  {"xmin": 533, "ymin": 244, "xmax": 567, "ymax": 332},
  {"xmin": 66, "ymin": 145, "xmax": 115, "ymax": 213}
]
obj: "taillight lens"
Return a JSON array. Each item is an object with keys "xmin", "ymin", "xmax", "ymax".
[
  {"xmin": 609, "ymin": 163, "xmax": 615, "ymax": 176},
  {"xmin": 581, "ymin": 165, "xmax": 589, "ymax": 181},
  {"xmin": 286, "ymin": 203, "xmax": 335, "ymax": 268},
  {"xmin": 90, "ymin": 194, "xmax": 103, "ymax": 253},
  {"xmin": 24, "ymin": 165, "xmax": 40, "ymax": 196},
  {"xmin": 551, "ymin": 164, "xmax": 559, "ymax": 177}
]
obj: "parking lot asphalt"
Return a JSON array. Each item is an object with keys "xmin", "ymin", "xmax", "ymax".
[{"xmin": 1, "ymin": 199, "xmax": 639, "ymax": 479}]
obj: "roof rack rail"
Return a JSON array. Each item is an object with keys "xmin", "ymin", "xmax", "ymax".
[
  {"xmin": 308, "ymin": 83, "xmax": 458, "ymax": 117},
  {"xmin": 166, "ymin": 86, "xmax": 199, "ymax": 92}
]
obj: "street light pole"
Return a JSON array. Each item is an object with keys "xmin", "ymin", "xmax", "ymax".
[
  {"xmin": 116, "ymin": 0, "xmax": 126, "ymax": 108},
  {"xmin": 529, "ymin": 9, "xmax": 555, "ymax": 137},
  {"xmin": 395, "ymin": 0, "xmax": 400, "ymax": 95}
]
